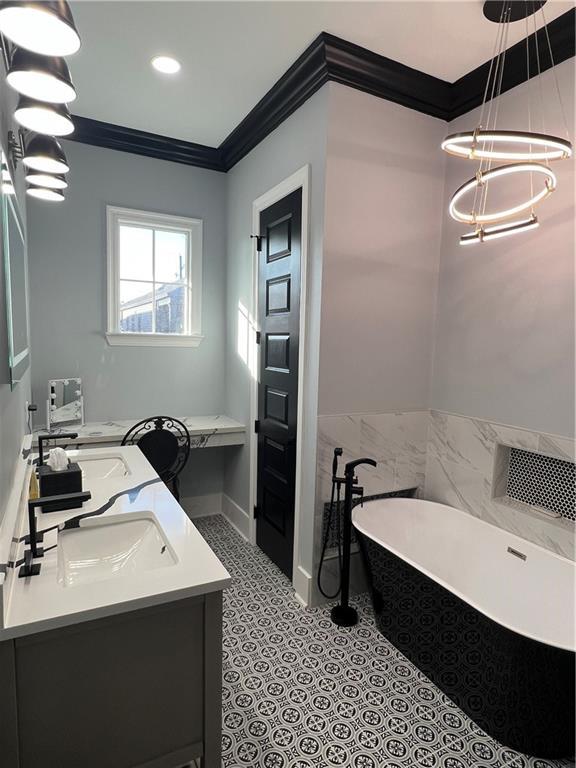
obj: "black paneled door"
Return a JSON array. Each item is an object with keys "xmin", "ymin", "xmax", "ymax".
[{"xmin": 256, "ymin": 189, "xmax": 302, "ymax": 579}]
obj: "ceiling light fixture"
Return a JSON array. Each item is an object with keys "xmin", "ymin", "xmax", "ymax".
[
  {"xmin": 26, "ymin": 185, "xmax": 65, "ymax": 202},
  {"xmin": 15, "ymin": 96, "xmax": 74, "ymax": 136},
  {"xmin": 7, "ymin": 47, "xmax": 76, "ymax": 103},
  {"xmin": 441, "ymin": 130, "xmax": 572, "ymax": 162},
  {"xmin": 25, "ymin": 171, "xmax": 68, "ymax": 189},
  {"xmin": 449, "ymin": 163, "xmax": 556, "ymax": 225},
  {"xmin": 0, "ymin": 1, "xmax": 81, "ymax": 56},
  {"xmin": 442, "ymin": 0, "xmax": 572, "ymax": 245},
  {"xmin": 22, "ymin": 134, "xmax": 69, "ymax": 174},
  {"xmin": 151, "ymin": 55, "xmax": 181, "ymax": 75},
  {"xmin": 460, "ymin": 215, "xmax": 539, "ymax": 245}
]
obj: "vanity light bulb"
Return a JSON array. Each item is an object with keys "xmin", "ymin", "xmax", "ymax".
[
  {"xmin": 26, "ymin": 186, "xmax": 65, "ymax": 202},
  {"xmin": 7, "ymin": 48, "xmax": 76, "ymax": 103},
  {"xmin": 0, "ymin": 1, "xmax": 81, "ymax": 56},
  {"xmin": 26, "ymin": 171, "xmax": 68, "ymax": 190},
  {"xmin": 23, "ymin": 135, "xmax": 69, "ymax": 174},
  {"xmin": 15, "ymin": 97, "xmax": 74, "ymax": 137}
]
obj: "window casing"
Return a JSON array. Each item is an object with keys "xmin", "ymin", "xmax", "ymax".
[{"xmin": 106, "ymin": 206, "xmax": 203, "ymax": 347}]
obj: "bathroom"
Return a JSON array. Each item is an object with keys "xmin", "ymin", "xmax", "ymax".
[{"xmin": 0, "ymin": 1, "xmax": 574, "ymax": 766}]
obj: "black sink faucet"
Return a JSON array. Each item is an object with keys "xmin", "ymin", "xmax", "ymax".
[
  {"xmin": 37, "ymin": 432, "xmax": 79, "ymax": 466},
  {"xmin": 20, "ymin": 491, "xmax": 92, "ymax": 578}
]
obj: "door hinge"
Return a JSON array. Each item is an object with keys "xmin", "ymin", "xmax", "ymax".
[
  {"xmin": 255, "ymin": 330, "xmax": 261, "ymax": 345},
  {"xmin": 254, "ymin": 420, "xmax": 260, "ymax": 433},
  {"xmin": 254, "ymin": 505, "xmax": 259, "ymax": 519},
  {"xmin": 250, "ymin": 234, "xmax": 266, "ymax": 253}
]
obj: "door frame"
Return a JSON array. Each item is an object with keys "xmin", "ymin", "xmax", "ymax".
[{"xmin": 249, "ymin": 165, "xmax": 310, "ymax": 592}]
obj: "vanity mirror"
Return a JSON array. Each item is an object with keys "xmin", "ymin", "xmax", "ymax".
[
  {"xmin": 47, "ymin": 377, "xmax": 84, "ymax": 428},
  {"xmin": 1, "ymin": 147, "xmax": 30, "ymax": 389}
]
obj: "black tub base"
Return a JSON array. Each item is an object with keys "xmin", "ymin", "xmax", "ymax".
[{"xmin": 358, "ymin": 533, "xmax": 575, "ymax": 759}]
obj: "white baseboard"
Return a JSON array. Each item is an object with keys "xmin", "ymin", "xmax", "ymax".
[
  {"xmin": 293, "ymin": 565, "xmax": 312, "ymax": 606},
  {"xmin": 222, "ymin": 494, "xmax": 250, "ymax": 541},
  {"xmin": 180, "ymin": 492, "xmax": 222, "ymax": 519}
]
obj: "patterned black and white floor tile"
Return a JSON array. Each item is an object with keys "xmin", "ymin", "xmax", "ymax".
[{"xmin": 194, "ymin": 516, "xmax": 575, "ymax": 768}]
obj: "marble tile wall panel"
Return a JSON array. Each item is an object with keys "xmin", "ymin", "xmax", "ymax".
[
  {"xmin": 424, "ymin": 410, "xmax": 575, "ymax": 561},
  {"xmin": 314, "ymin": 411, "xmax": 428, "ymax": 566}
]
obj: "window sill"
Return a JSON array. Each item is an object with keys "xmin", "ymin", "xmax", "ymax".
[{"xmin": 106, "ymin": 332, "xmax": 204, "ymax": 348}]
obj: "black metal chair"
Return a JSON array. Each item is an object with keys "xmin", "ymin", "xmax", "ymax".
[{"xmin": 121, "ymin": 416, "xmax": 191, "ymax": 501}]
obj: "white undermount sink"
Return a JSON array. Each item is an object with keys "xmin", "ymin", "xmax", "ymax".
[
  {"xmin": 57, "ymin": 513, "xmax": 177, "ymax": 587},
  {"xmin": 76, "ymin": 453, "xmax": 130, "ymax": 480}
]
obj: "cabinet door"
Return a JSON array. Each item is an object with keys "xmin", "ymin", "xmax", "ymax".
[{"xmin": 15, "ymin": 599, "xmax": 205, "ymax": 768}]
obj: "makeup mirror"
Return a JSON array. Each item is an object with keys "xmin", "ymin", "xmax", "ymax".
[{"xmin": 47, "ymin": 377, "xmax": 84, "ymax": 428}]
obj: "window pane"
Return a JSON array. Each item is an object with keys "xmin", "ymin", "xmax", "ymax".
[
  {"xmin": 119, "ymin": 225, "xmax": 153, "ymax": 281},
  {"xmin": 120, "ymin": 280, "xmax": 154, "ymax": 333},
  {"xmin": 155, "ymin": 230, "xmax": 187, "ymax": 283},
  {"xmin": 155, "ymin": 284, "xmax": 187, "ymax": 335}
]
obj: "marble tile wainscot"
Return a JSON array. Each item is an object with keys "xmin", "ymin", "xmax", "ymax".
[
  {"xmin": 425, "ymin": 410, "xmax": 575, "ymax": 561},
  {"xmin": 313, "ymin": 411, "xmax": 428, "ymax": 602}
]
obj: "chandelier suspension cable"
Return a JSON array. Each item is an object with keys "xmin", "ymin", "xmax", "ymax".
[
  {"xmin": 475, "ymin": 5, "xmax": 507, "ymax": 218},
  {"xmin": 533, "ymin": 3, "xmax": 547, "ymax": 143},
  {"xmin": 540, "ymin": 3, "xmax": 571, "ymax": 142},
  {"xmin": 526, "ymin": 12, "xmax": 535, "ymax": 209},
  {"xmin": 481, "ymin": 5, "xmax": 512, "ymax": 221},
  {"xmin": 472, "ymin": 1, "xmax": 507, "ymax": 219}
]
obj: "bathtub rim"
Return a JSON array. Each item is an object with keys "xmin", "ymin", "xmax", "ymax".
[{"xmin": 353, "ymin": 497, "xmax": 575, "ymax": 653}]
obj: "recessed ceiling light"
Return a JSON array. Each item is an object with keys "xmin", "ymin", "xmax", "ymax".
[{"xmin": 151, "ymin": 55, "xmax": 181, "ymax": 75}]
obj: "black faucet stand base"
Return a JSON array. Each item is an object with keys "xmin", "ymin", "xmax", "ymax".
[{"xmin": 331, "ymin": 604, "xmax": 359, "ymax": 627}]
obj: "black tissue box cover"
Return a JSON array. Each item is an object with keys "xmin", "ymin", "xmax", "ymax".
[{"xmin": 37, "ymin": 463, "xmax": 83, "ymax": 513}]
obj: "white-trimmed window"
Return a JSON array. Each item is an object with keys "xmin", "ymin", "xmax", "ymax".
[{"xmin": 106, "ymin": 206, "xmax": 203, "ymax": 347}]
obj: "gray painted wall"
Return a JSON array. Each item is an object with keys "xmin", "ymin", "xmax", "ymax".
[
  {"xmin": 224, "ymin": 85, "xmax": 329, "ymax": 578},
  {"xmin": 0, "ymin": 72, "xmax": 31, "ymax": 526},
  {"xmin": 27, "ymin": 140, "xmax": 227, "ymax": 423},
  {"xmin": 431, "ymin": 60, "xmax": 575, "ymax": 437},
  {"xmin": 320, "ymin": 83, "xmax": 446, "ymax": 415}
]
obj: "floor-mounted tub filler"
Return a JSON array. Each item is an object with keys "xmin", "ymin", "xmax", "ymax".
[{"xmin": 354, "ymin": 497, "xmax": 575, "ymax": 759}]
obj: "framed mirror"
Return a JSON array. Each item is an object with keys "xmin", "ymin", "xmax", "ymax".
[
  {"xmin": 2, "ymin": 148, "xmax": 30, "ymax": 389},
  {"xmin": 47, "ymin": 378, "xmax": 85, "ymax": 428}
]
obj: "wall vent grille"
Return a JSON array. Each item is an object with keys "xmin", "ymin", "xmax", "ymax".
[{"xmin": 507, "ymin": 448, "xmax": 575, "ymax": 521}]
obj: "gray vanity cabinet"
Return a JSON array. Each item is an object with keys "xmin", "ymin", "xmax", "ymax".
[{"xmin": 0, "ymin": 592, "xmax": 223, "ymax": 768}]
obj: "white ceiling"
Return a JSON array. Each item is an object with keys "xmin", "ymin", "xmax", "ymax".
[{"xmin": 69, "ymin": 1, "xmax": 574, "ymax": 146}]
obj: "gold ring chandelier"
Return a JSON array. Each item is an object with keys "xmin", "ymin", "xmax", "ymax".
[{"xmin": 442, "ymin": 0, "xmax": 573, "ymax": 246}]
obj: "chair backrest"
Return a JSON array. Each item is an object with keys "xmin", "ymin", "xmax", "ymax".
[{"xmin": 121, "ymin": 416, "xmax": 191, "ymax": 483}]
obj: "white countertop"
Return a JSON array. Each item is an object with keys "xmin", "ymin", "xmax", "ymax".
[
  {"xmin": 33, "ymin": 414, "xmax": 246, "ymax": 448},
  {"xmin": 0, "ymin": 446, "xmax": 231, "ymax": 640}
]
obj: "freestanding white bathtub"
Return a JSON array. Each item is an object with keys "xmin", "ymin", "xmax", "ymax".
[{"xmin": 353, "ymin": 497, "xmax": 575, "ymax": 758}]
